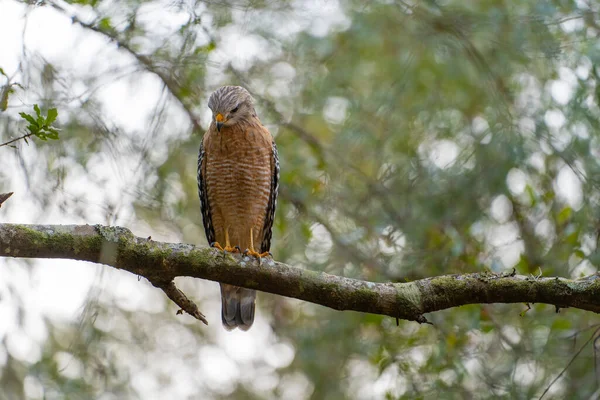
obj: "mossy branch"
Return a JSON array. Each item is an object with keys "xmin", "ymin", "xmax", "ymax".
[{"xmin": 1, "ymin": 223, "xmax": 600, "ymax": 325}]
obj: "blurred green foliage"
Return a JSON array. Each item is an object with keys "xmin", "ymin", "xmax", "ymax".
[{"xmin": 2, "ymin": 0, "xmax": 600, "ymax": 399}]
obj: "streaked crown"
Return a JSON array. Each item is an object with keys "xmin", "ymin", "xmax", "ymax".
[{"xmin": 208, "ymin": 86, "xmax": 254, "ymax": 114}]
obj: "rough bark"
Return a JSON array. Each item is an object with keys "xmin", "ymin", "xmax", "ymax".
[{"xmin": 1, "ymin": 223, "xmax": 600, "ymax": 325}]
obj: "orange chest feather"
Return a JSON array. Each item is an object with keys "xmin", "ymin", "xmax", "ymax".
[
  {"xmin": 203, "ymin": 125, "xmax": 273, "ymax": 183},
  {"xmin": 202, "ymin": 123, "xmax": 273, "ymax": 241}
]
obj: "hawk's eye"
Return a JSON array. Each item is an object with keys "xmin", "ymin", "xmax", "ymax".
[{"xmin": 231, "ymin": 105, "xmax": 239, "ymax": 113}]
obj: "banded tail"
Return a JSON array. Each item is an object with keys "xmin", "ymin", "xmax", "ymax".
[{"xmin": 220, "ymin": 283, "xmax": 256, "ymax": 331}]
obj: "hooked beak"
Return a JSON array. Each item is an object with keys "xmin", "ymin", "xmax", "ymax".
[{"xmin": 215, "ymin": 113, "xmax": 224, "ymax": 132}]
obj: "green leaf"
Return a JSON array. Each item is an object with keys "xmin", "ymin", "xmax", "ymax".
[
  {"xmin": 573, "ymin": 249, "xmax": 586, "ymax": 259},
  {"xmin": 542, "ymin": 190, "xmax": 555, "ymax": 203},
  {"xmin": 19, "ymin": 112, "xmax": 37, "ymax": 126},
  {"xmin": 564, "ymin": 231, "xmax": 579, "ymax": 246},
  {"xmin": 0, "ymin": 88, "xmax": 9, "ymax": 112},
  {"xmin": 557, "ymin": 207, "xmax": 572, "ymax": 225},
  {"xmin": 481, "ymin": 320, "xmax": 495, "ymax": 333},
  {"xmin": 46, "ymin": 131, "xmax": 59, "ymax": 140},
  {"xmin": 46, "ymin": 108, "xmax": 58, "ymax": 125},
  {"xmin": 377, "ymin": 354, "xmax": 393, "ymax": 375},
  {"xmin": 196, "ymin": 42, "xmax": 217, "ymax": 54},
  {"xmin": 519, "ymin": 304, "xmax": 531, "ymax": 317},
  {"xmin": 16, "ymin": 105, "xmax": 60, "ymax": 143},
  {"xmin": 68, "ymin": 0, "xmax": 99, "ymax": 6},
  {"xmin": 551, "ymin": 318, "xmax": 572, "ymax": 330},
  {"xmin": 525, "ymin": 185, "xmax": 536, "ymax": 206},
  {"xmin": 99, "ymin": 17, "xmax": 112, "ymax": 32}
]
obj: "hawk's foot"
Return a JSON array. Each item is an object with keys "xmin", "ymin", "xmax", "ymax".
[
  {"xmin": 210, "ymin": 241, "xmax": 224, "ymax": 251},
  {"xmin": 210, "ymin": 242, "xmax": 241, "ymax": 253},
  {"xmin": 244, "ymin": 227, "xmax": 271, "ymax": 263},
  {"xmin": 244, "ymin": 249, "xmax": 272, "ymax": 265}
]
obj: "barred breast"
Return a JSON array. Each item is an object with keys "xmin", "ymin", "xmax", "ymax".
[{"xmin": 203, "ymin": 120, "xmax": 273, "ymax": 251}]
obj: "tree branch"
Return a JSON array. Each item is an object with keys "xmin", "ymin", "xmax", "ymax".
[
  {"xmin": 0, "ymin": 192, "xmax": 13, "ymax": 208},
  {"xmin": 0, "ymin": 132, "xmax": 34, "ymax": 148},
  {"xmin": 149, "ymin": 278, "xmax": 207, "ymax": 324},
  {"xmin": 1, "ymin": 223, "xmax": 600, "ymax": 325}
]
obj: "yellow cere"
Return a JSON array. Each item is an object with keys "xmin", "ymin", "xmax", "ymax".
[{"xmin": 215, "ymin": 113, "xmax": 224, "ymax": 122}]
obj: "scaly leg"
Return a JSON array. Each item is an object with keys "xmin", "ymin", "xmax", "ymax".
[
  {"xmin": 211, "ymin": 228, "xmax": 240, "ymax": 253},
  {"xmin": 244, "ymin": 227, "xmax": 271, "ymax": 258}
]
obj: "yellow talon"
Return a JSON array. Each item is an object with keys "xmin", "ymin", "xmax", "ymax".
[
  {"xmin": 245, "ymin": 249, "xmax": 271, "ymax": 258},
  {"xmin": 211, "ymin": 229, "xmax": 241, "ymax": 253},
  {"xmin": 211, "ymin": 242, "xmax": 240, "ymax": 253},
  {"xmin": 244, "ymin": 249, "xmax": 261, "ymax": 258},
  {"xmin": 224, "ymin": 229, "xmax": 240, "ymax": 252},
  {"xmin": 211, "ymin": 241, "xmax": 225, "ymax": 251},
  {"xmin": 244, "ymin": 228, "xmax": 271, "ymax": 258}
]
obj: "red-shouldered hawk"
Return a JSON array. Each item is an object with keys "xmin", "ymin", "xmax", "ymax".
[{"xmin": 197, "ymin": 86, "xmax": 279, "ymax": 331}]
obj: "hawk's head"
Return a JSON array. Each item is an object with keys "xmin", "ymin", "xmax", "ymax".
[{"xmin": 208, "ymin": 86, "xmax": 256, "ymax": 132}]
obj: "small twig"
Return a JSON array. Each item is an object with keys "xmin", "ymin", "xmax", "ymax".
[
  {"xmin": 149, "ymin": 279, "xmax": 208, "ymax": 325},
  {"xmin": 520, "ymin": 303, "xmax": 531, "ymax": 317},
  {"xmin": 530, "ymin": 267, "xmax": 543, "ymax": 281},
  {"xmin": 0, "ymin": 192, "xmax": 13, "ymax": 208},
  {"xmin": 539, "ymin": 327, "xmax": 600, "ymax": 399},
  {"xmin": 0, "ymin": 132, "xmax": 34, "ymax": 148}
]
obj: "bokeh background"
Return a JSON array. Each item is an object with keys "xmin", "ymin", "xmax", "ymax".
[{"xmin": 1, "ymin": 0, "xmax": 600, "ymax": 398}]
